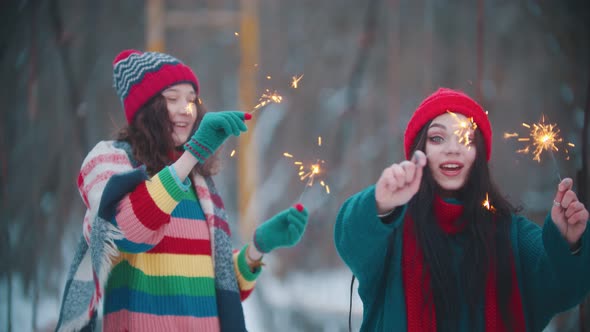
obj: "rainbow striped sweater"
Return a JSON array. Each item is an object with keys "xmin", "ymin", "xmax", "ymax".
[{"xmin": 76, "ymin": 141, "xmax": 258, "ymax": 331}]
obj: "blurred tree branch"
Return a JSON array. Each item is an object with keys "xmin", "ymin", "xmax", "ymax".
[
  {"xmin": 329, "ymin": 0, "xmax": 382, "ymax": 188},
  {"xmin": 1, "ymin": 0, "xmax": 100, "ymax": 329},
  {"xmin": 49, "ymin": 0, "xmax": 99, "ymax": 152}
]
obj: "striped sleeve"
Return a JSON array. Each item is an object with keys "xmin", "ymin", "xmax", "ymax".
[
  {"xmin": 78, "ymin": 141, "xmax": 190, "ymax": 253},
  {"xmin": 112, "ymin": 166, "xmax": 190, "ymax": 253},
  {"xmin": 233, "ymin": 245, "xmax": 260, "ymax": 301},
  {"xmin": 79, "ymin": 141, "xmax": 136, "ymax": 244},
  {"xmin": 78, "ymin": 141, "xmax": 135, "ymax": 213}
]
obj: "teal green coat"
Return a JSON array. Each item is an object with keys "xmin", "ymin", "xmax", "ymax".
[{"xmin": 334, "ymin": 186, "xmax": 590, "ymax": 332}]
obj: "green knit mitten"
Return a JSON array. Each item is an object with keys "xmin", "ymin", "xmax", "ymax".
[
  {"xmin": 184, "ymin": 111, "xmax": 250, "ymax": 163},
  {"xmin": 254, "ymin": 204, "xmax": 309, "ymax": 254}
]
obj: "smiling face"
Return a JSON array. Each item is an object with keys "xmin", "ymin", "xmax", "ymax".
[
  {"xmin": 162, "ymin": 83, "xmax": 197, "ymax": 146},
  {"xmin": 425, "ymin": 112, "xmax": 476, "ymax": 197}
]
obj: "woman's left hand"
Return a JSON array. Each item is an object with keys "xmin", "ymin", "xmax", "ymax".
[
  {"xmin": 552, "ymin": 178, "xmax": 589, "ymax": 246},
  {"xmin": 253, "ymin": 204, "xmax": 309, "ymax": 254}
]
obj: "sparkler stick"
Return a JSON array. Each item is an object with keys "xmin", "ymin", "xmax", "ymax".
[
  {"xmin": 283, "ymin": 136, "xmax": 330, "ymax": 203},
  {"xmin": 247, "ymin": 72, "xmax": 303, "ymax": 115},
  {"xmin": 298, "ymin": 163, "xmax": 320, "ymax": 202},
  {"xmin": 505, "ymin": 116, "xmax": 575, "ymax": 236},
  {"xmin": 229, "ymin": 90, "xmax": 282, "ymax": 157},
  {"xmin": 548, "ymin": 150, "xmax": 562, "ymax": 182},
  {"xmin": 248, "ymin": 89, "xmax": 283, "ymax": 115}
]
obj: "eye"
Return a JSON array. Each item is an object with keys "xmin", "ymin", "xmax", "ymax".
[
  {"xmin": 165, "ymin": 96, "xmax": 178, "ymax": 103},
  {"xmin": 428, "ymin": 135, "xmax": 444, "ymax": 143}
]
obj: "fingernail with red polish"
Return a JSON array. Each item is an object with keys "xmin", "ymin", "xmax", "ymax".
[
  {"xmin": 294, "ymin": 203, "xmax": 304, "ymax": 212},
  {"xmin": 244, "ymin": 113, "xmax": 252, "ymax": 120}
]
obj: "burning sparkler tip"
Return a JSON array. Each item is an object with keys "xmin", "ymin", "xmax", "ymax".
[
  {"xmin": 482, "ymin": 193, "xmax": 496, "ymax": 213},
  {"xmin": 185, "ymin": 102, "xmax": 195, "ymax": 116},
  {"xmin": 509, "ymin": 115, "xmax": 569, "ymax": 164}
]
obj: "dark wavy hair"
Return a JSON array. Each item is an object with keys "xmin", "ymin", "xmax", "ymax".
[
  {"xmin": 117, "ymin": 95, "xmax": 221, "ymax": 177},
  {"xmin": 408, "ymin": 122, "xmax": 520, "ymax": 331}
]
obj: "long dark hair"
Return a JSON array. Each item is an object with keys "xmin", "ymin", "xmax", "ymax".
[
  {"xmin": 408, "ymin": 122, "xmax": 519, "ymax": 331},
  {"xmin": 117, "ymin": 95, "xmax": 221, "ymax": 177}
]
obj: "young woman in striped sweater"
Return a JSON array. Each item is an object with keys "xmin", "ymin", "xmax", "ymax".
[
  {"xmin": 335, "ymin": 88, "xmax": 590, "ymax": 331},
  {"xmin": 56, "ymin": 50, "xmax": 308, "ymax": 332}
]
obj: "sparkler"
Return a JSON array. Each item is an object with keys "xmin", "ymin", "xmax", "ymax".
[
  {"xmin": 248, "ymin": 89, "xmax": 283, "ymax": 115},
  {"xmin": 283, "ymin": 136, "xmax": 330, "ymax": 203},
  {"xmin": 482, "ymin": 193, "xmax": 496, "ymax": 213},
  {"xmin": 504, "ymin": 115, "xmax": 574, "ymax": 182},
  {"xmin": 231, "ymin": 21, "xmax": 302, "ymax": 113},
  {"xmin": 185, "ymin": 102, "xmax": 195, "ymax": 117},
  {"xmin": 447, "ymin": 111, "xmax": 477, "ymax": 147}
]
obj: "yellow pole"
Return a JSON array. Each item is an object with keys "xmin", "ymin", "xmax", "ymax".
[
  {"xmin": 238, "ymin": 0, "xmax": 259, "ymax": 242},
  {"xmin": 146, "ymin": 0, "xmax": 165, "ymax": 52}
]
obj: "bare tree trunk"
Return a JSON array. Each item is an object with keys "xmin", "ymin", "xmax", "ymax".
[
  {"xmin": 7, "ymin": 273, "xmax": 12, "ymax": 332},
  {"xmin": 49, "ymin": 0, "xmax": 87, "ymax": 152},
  {"xmin": 32, "ymin": 275, "xmax": 39, "ymax": 331}
]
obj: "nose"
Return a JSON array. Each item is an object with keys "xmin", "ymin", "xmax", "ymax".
[{"xmin": 444, "ymin": 135, "xmax": 462, "ymax": 154}]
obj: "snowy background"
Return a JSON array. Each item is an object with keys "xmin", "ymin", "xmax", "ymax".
[{"xmin": 1, "ymin": 0, "xmax": 589, "ymax": 331}]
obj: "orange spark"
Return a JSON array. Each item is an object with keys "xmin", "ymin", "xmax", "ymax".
[
  {"xmin": 291, "ymin": 74, "xmax": 304, "ymax": 88},
  {"xmin": 482, "ymin": 193, "xmax": 496, "ymax": 213}
]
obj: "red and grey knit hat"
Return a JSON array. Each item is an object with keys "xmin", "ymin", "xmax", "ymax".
[
  {"xmin": 404, "ymin": 88, "xmax": 492, "ymax": 161},
  {"xmin": 112, "ymin": 49, "xmax": 200, "ymax": 124}
]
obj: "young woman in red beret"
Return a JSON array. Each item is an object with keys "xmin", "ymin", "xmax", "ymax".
[
  {"xmin": 56, "ymin": 50, "xmax": 309, "ymax": 332},
  {"xmin": 335, "ymin": 88, "xmax": 589, "ymax": 331}
]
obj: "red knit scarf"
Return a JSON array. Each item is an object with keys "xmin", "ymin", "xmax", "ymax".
[{"xmin": 402, "ymin": 195, "xmax": 526, "ymax": 331}]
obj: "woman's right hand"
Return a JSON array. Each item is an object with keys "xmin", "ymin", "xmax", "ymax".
[
  {"xmin": 184, "ymin": 111, "xmax": 250, "ymax": 163},
  {"xmin": 375, "ymin": 150, "xmax": 427, "ymax": 214}
]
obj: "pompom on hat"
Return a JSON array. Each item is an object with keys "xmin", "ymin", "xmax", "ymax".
[
  {"xmin": 112, "ymin": 49, "xmax": 200, "ymax": 124},
  {"xmin": 404, "ymin": 88, "xmax": 493, "ymax": 161}
]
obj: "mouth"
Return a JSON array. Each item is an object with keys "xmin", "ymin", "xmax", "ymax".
[
  {"xmin": 439, "ymin": 162, "xmax": 464, "ymax": 176},
  {"xmin": 173, "ymin": 122, "xmax": 190, "ymax": 129}
]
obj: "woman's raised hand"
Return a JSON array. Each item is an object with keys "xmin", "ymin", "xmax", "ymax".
[{"xmin": 375, "ymin": 151, "xmax": 427, "ymax": 215}]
